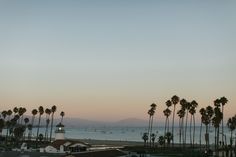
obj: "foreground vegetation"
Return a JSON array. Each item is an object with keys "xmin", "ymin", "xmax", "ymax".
[
  {"xmin": 0, "ymin": 105, "xmax": 64, "ymax": 149},
  {"xmin": 143, "ymin": 95, "xmax": 236, "ymax": 157}
]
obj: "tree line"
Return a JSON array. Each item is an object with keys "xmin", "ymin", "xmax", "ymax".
[
  {"xmin": 143, "ymin": 95, "xmax": 236, "ymax": 156},
  {"xmin": 0, "ymin": 105, "xmax": 65, "ymax": 147}
]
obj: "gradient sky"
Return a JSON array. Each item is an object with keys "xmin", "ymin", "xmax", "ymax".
[{"xmin": 0, "ymin": 1, "xmax": 235, "ymax": 122}]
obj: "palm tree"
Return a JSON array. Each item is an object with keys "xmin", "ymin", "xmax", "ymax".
[
  {"xmin": 158, "ymin": 136, "xmax": 165, "ymax": 148},
  {"xmin": 151, "ymin": 133, "xmax": 156, "ymax": 148},
  {"xmin": 171, "ymin": 95, "xmax": 179, "ymax": 146},
  {"xmin": 202, "ymin": 106, "xmax": 213, "ymax": 149},
  {"xmin": 184, "ymin": 101, "xmax": 191, "ymax": 146},
  {"xmin": 0, "ymin": 119, "xmax": 4, "ymax": 136},
  {"xmin": 13, "ymin": 107, "xmax": 18, "ymax": 116},
  {"xmin": 60, "ymin": 111, "xmax": 65, "ymax": 123},
  {"xmin": 220, "ymin": 96, "xmax": 228, "ymax": 147},
  {"xmin": 23, "ymin": 117, "xmax": 29, "ymax": 141},
  {"xmin": 213, "ymin": 99, "xmax": 222, "ymax": 155},
  {"xmin": 179, "ymin": 99, "xmax": 187, "ymax": 145},
  {"xmin": 29, "ymin": 109, "xmax": 38, "ymax": 140},
  {"xmin": 163, "ymin": 107, "xmax": 171, "ymax": 148},
  {"xmin": 142, "ymin": 132, "xmax": 148, "ymax": 147},
  {"xmin": 190, "ymin": 100, "xmax": 198, "ymax": 148},
  {"xmin": 44, "ymin": 108, "xmax": 51, "ymax": 141},
  {"xmin": 165, "ymin": 132, "xmax": 173, "ymax": 146},
  {"xmin": 177, "ymin": 108, "xmax": 185, "ymax": 146},
  {"xmin": 5, "ymin": 110, "xmax": 13, "ymax": 142},
  {"xmin": 199, "ymin": 108, "xmax": 206, "ymax": 149},
  {"xmin": 49, "ymin": 105, "xmax": 57, "ymax": 142},
  {"xmin": 36, "ymin": 106, "xmax": 44, "ymax": 146},
  {"xmin": 227, "ymin": 115, "xmax": 236, "ymax": 157},
  {"xmin": 149, "ymin": 103, "xmax": 156, "ymax": 147}
]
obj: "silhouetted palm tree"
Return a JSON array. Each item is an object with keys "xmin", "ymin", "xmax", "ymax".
[
  {"xmin": 165, "ymin": 132, "xmax": 173, "ymax": 146},
  {"xmin": 149, "ymin": 103, "xmax": 156, "ymax": 147},
  {"xmin": 44, "ymin": 108, "xmax": 51, "ymax": 141},
  {"xmin": 190, "ymin": 100, "xmax": 198, "ymax": 148},
  {"xmin": 199, "ymin": 107, "xmax": 205, "ymax": 149},
  {"xmin": 227, "ymin": 115, "xmax": 236, "ymax": 157},
  {"xmin": 220, "ymin": 96, "xmax": 228, "ymax": 147},
  {"xmin": 151, "ymin": 133, "xmax": 156, "ymax": 148},
  {"xmin": 0, "ymin": 119, "xmax": 4, "ymax": 136},
  {"xmin": 23, "ymin": 117, "xmax": 29, "ymax": 141},
  {"xmin": 158, "ymin": 136, "xmax": 165, "ymax": 148},
  {"xmin": 163, "ymin": 108, "xmax": 171, "ymax": 139},
  {"xmin": 171, "ymin": 95, "xmax": 179, "ymax": 146},
  {"xmin": 36, "ymin": 106, "xmax": 44, "ymax": 146},
  {"xmin": 29, "ymin": 109, "xmax": 38, "ymax": 140},
  {"xmin": 142, "ymin": 132, "xmax": 148, "ymax": 147},
  {"xmin": 212, "ymin": 99, "xmax": 222, "ymax": 155},
  {"xmin": 179, "ymin": 99, "xmax": 187, "ymax": 145},
  {"xmin": 49, "ymin": 105, "xmax": 57, "ymax": 142},
  {"xmin": 13, "ymin": 107, "xmax": 18, "ymax": 116},
  {"xmin": 177, "ymin": 108, "xmax": 185, "ymax": 145},
  {"xmin": 60, "ymin": 111, "xmax": 65, "ymax": 123},
  {"xmin": 202, "ymin": 106, "xmax": 213, "ymax": 149}
]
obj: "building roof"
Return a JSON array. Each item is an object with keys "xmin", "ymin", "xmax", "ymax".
[
  {"xmin": 50, "ymin": 140, "xmax": 90, "ymax": 150},
  {"xmin": 64, "ymin": 149, "xmax": 126, "ymax": 157},
  {"xmin": 56, "ymin": 122, "xmax": 65, "ymax": 127}
]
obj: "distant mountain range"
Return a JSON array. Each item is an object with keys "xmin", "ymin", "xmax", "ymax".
[{"xmin": 24, "ymin": 116, "xmax": 166, "ymax": 127}]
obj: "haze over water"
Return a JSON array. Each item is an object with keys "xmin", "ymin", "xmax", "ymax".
[{"xmin": 0, "ymin": 1, "xmax": 235, "ymax": 123}]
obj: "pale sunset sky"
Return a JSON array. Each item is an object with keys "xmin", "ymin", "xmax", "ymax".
[{"xmin": 0, "ymin": 1, "xmax": 235, "ymax": 122}]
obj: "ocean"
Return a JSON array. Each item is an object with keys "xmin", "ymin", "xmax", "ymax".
[{"xmin": 2, "ymin": 126, "xmax": 234, "ymax": 145}]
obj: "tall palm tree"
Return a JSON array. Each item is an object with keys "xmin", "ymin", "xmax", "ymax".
[
  {"xmin": 23, "ymin": 117, "xmax": 29, "ymax": 141},
  {"xmin": 184, "ymin": 102, "xmax": 191, "ymax": 146},
  {"xmin": 190, "ymin": 100, "xmax": 198, "ymax": 148},
  {"xmin": 49, "ymin": 105, "xmax": 57, "ymax": 142},
  {"xmin": 199, "ymin": 108, "xmax": 205, "ymax": 149},
  {"xmin": 163, "ymin": 107, "xmax": 171, "ymax": 146},
  {"xmin": 179, "ymin": 99, "xmax": 187, "ymax": 145},
  {"xmin": 227, "ymin": 115, "xmax": 236, "ymax": 157},
  {"xmin": 149, "ymin": 103, "xmax": 156, "ymax": 147},
  {"xmin": 202, "ymin": 106, "xmax": 213, "ymax": 149},
  {"xmin": 213, "ymin": 99, "xmax": 222, "ymax": 155},
  {"xmin": 36, "ymin": 106, "xmax": 44, "ymax": 146},
  {"xmin": 29, "ymin": 109, "xmax": 38, "ymax": 140},
  {"xmin": 44, "ymin": 108, "xmax": 51, "ymax": 141},
  {"xmin": 220, "ymin": 96, "xmax": 228, "ymax": 147},
  {"xmin": 171, "ymin": 95, "xmax": 179, "ymax": 146},
  {"xmin": 60, "ymin": 111, "xmax": 65, "ymax": 123},
  {"xmin": 177, "ymin": 108, "xmax": 185, "ymax": 146}
]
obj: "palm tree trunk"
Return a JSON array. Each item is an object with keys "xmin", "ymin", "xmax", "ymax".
[
  {"xmin": 222, "ymin": 106, "xmax": 224, "ymax": 147},
  {"xmin": 149, "ymin": 115, "xmax": 154, "ymax": 147},
  {"xmin": 49, "ymin": 113, "xmax": 54, "ymax": 142},
  {"xmin": 172, "ymin": 105, "xmax": 176, "ymax": 147},
  {"xmin": 217, "ymin": 127, "xmax": 219, "ymax": 156},
  {"xmin": 182, "ymin": 118, "xmax": 184, "ymax": 145},
  {"xmin": 193, "ymin": 115, "xmax": 195, "ymax": 148},
  {"xmin": 147, "ymin": 115, "xmax": 151, "ymax": 147},
  {"xmin": 179, "ymin": 118, "xmax": 181, "ymax": 144},
  {"xmin": 190, "ymin": 115, "xmax": 192, "ymax": 147},
  {"xmin": 36, "ymin": 115, "xmax": 41, "ymax": 147},
  {"xmin": 184, "ymin": 111, "xmax": 188, "ymax": 147},
  {"xmin": 164, "ymin": 117, "xmax": 167, "ymax": 148},
  {"xmin": 29, "ymin": 116, "xmax": 35, "ymax": 141},
  {"xmin": 200, "ymin": 122, "xmax": 202, "ymax": 150}
]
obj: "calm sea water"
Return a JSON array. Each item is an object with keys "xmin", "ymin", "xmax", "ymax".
[{"xmin": 3, "ymin": 126, "xmax": 234, "ymax": 144}]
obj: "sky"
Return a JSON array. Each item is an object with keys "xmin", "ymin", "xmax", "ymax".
[{"xmin": 0, "ymin": 0, "xmax": 235, "ymax": 122}]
